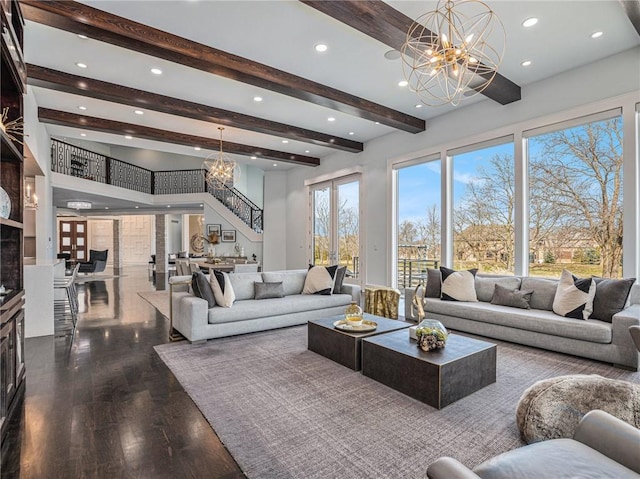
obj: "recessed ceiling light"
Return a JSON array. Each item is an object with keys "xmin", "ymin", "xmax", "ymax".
[
  {"xmin": 375, "ymin": 122, "xmax": 380, "ymax": 125},
  {"xmin": 253, "ymin": 96, "xmax": 263, "ymax": 102},
  {"xmin": 305, "ymin": 150, "xmax": 310, "ymax": 153},
  {"xmin": 384, "ymin": 49, "xmax": 401, "ymax": 60},
  {"xmin": 522, "ymin": 17, "xmax": 538, "ymax": 28},
  {"xmin": 415, "ymin": 104, "xmax": 423, "ymax": 108},
  {"xmin": 135, "ymin": 206, "xmax": 139, "ymax": 209},
  {"xmin": 273, "ymin": 163, "xmax": 278, "ymax": 167},
  {"xmin": 251, "ymin": 156, "xmax": 257, "ymax": 160},
  {"xmin": 134, "ymin": 110, "xmax": 144, "ymax": 115},
  {"xmin": 194, "ymin": 146, "xmax": 201, "ymax": 151},
  {"xmin": 328, "ymin": 117, "xmax": 336, "ymax": 122},
  {"xmin": 591, "ymin": 31, "xmax": 603, "ymax": 39},
  {"xmin": 78, "ymin": 34, "xmax": 88, "ymax": 39},
  {"xmin": 282, "ymin": 140, "xmax": 289, "ymax": 144},
  {"xmin": 78, "ymin": 106, "xmax": 87, "ymax": 110},
  {"xmin": 349, "ymin": 132, "xmax": 355, "ymax": 135},
  {"xmin": 150, "ymin": 68, "xmax": 162, "ymax": 75},
  {"xmin": 124, "ymin": 135, "xmax": 133, "ymax": 139},
  {"xmin": 167, "ymin": 205, "xmax": 171, "ymax": 208},
  {"xmin": 199, "ymin": 204, "xmax": 203, "ymax": 207},
  {"xmin": 105, "ymin": 207, "xmax": 109, "ymax": 210},
  {"xmin": 521, "ymin": 60, "xmax": 532, "ymax": 67},
  {"xmin": 314, "ymin": 43, "xmax": 328, "ymax": 53},
  {"xmin": 75, "ymin": 62, "xmax": 87, "ymax": 68},
  {"xmin": 398, "ymin": 80, "xmax": 409, "ymax": 87},
  {"xmin": 80, "ymin": 133, "xmax": 86, "ymax": 137}
]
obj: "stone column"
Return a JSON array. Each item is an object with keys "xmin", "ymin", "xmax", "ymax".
[
  {"xmin": 113, "ymin": 218, "xmax": 123, "ymax": 275},
  {"xmin": 155, "ymin": 214, "xmax": 168, "ymax": 288}
]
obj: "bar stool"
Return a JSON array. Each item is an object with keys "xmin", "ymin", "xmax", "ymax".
[{"xmin": 54, "ymin": 263, "xmax": 80, "ymax": 337}]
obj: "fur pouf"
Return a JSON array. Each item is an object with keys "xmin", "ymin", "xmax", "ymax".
[{"xmin": 516, "ymin": 374, "xmax": 640, "ymax": 444}]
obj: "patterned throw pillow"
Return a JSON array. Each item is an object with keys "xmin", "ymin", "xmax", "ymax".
[
  {"xmin": 552, "ymin": 269, "xmax": 595, "ymax": 319},
  {"xmin": 210, "ymin": 270, "xmax": 236, "ymax": 307},
  {"xmin": 303, "ymin": 265, "xmax": 338, "ymax": 295},
  {"xmin": 440, "ymin": 266, "xmax": 478, "ymax": 302}
]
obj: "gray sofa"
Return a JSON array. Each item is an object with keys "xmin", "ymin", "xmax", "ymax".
[
  {"xmin": 427, "ymin": 410, "xmax": 640, "ymax": 478},
  {"xmin": 170, "ymin": 269, "xmax": 361, "ymax": 343},
  {"xmin": 405, "ymin": 275, "xmax": 640, "ymax": 370}
]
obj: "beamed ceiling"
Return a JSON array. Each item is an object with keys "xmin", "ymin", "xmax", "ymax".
[{"xmin": 23, "ymin": 0, "xmax": 640, "ymax": 177}]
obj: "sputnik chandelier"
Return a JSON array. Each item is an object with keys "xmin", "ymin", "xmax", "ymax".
[
  {"xmin": 401, "ymin": 0, "xmax": 505, "ymax": 107},
  {"xmin": 203, "ymin": 127, "xmax": 239, "ymax": 187}
]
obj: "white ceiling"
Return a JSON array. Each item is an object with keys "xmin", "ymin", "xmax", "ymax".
[{"xmin": 24, "ymin": 0, "xmax": 639, "ymax": 209}]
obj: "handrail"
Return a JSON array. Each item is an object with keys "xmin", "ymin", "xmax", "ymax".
[{"xmin": 50, "ymin": 138, "xmax": 263, "ymax": 232}]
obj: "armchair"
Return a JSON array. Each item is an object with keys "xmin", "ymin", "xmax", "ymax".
[{"xmin": 78, "ymin": 249, "xmax": 108, "ymax": 274}]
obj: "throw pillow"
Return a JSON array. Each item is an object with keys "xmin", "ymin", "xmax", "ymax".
[
  {"xmin": 303, "ymin": 265, "xmax": 338, "ymax": 295},
  {"xmin": 440, "ymin": 267, "xmax": 478, "ymax": 302},
  {"xmin": 210, "ymin": 270, "xmax": 236, "ymax": 307},
  {"xmin": 591, "ymin": 277, "xmax": 636, "ymax": 322},
  {"xmin": 255, "ymin": 281, "xmax": 285, "ymax": 300},
  {"xmin": 191, "ymin": 271, "xmax": 216, "ymax": 308},
  {"xmin": 552, "ymin": 269, "xmax": 596, "ymax": 319},
  {"xmin": 333, "ymin": 265, "xmax": 347, "ymax": 294},
  {"xmin": 490, "ymin": 284, "xmax": 533, "ymax": 309},
  {"xmin": 425, "ymin": 268, "xmax": 442, "ymax": 298},
  {"xmin": 475, "ymin": 276, "xmax": 522, "ymax": 302}
]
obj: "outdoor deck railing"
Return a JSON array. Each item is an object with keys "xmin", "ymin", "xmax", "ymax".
[{"xmin": 397, "ymin": 258, "xmax": 440, "ymax": 290}]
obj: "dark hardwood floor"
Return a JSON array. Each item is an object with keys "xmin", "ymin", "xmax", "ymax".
[{"xmin": 1, "ymin": 266, "xmax": 246, "ymax": 479}]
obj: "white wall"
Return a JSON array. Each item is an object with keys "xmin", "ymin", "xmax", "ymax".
[
  {"xmin": 204, "ymin": 204, "xmax": 262, "ymax": 261},
  {"xmin": 282, "ymin": 46, "xmax": 640, "ymax": 285},
  {"xmin": 264, "ymin": 171, "xmax": 288, "ymax": 271}
]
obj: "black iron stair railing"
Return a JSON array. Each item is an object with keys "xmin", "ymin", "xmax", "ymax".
[{"xmin": 50, "ymin": 138, "xmax": 263, "ymax": 232}]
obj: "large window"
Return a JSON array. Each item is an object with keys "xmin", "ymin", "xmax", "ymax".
[
  {"xmin": 451, "ymin": 139, "xmax": 515, "ymax": 274},
  {"xmin": 396, "ymin": 160, "xmax": 441, "ymax": 288},
  {"xmin": 527, "ymin": 112, "xmax": 624, "ymax": 278}
]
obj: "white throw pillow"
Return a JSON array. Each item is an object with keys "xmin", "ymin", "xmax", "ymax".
[
  {"xmin": 210, "ymin": 271, "xmax": 236, "ymax": 307},
  {"xmin": 302, "ymin": 265, "xmax": 337, "ymax": 295},
  {"xmin": 552, "ymin": 269, "xmax": 596, "ymax": 319},
  {"xmin": 440, "ymin": 266, "xmax": 478, "ymax": 302}
]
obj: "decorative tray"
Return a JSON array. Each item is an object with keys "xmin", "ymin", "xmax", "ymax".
[{"xmin": 333, "ymin": 319, "xmax": 377, "ymax": 333}]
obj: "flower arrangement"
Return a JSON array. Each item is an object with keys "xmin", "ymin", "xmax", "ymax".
[
  {"xmin": 415, "ymin": 319, "xmax": 448, "ymax": 351},
  {"xmin": 1, "ymin": 107, "xmax": 25, "ymax": 144}
]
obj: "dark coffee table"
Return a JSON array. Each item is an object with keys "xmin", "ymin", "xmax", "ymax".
[
  {"xmin": 308, "ymin": 314, "xmax": 412, "ymax": 371},
  {"xmin": 362, "ymin": 330, "xmax": 496, "ymax": 409}
]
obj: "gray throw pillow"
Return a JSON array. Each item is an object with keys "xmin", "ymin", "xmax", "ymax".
[
  {"xmin": 490, "ymin": 284, "xmax": 533, "ymax": 309},
  {"xmin": 255, "ymin": 281, "xmax": 285, "ymax": 300},
  {"xmin": 475, "ymin": 276, "xmax": 522, "ymax": 302},
  {"xmin": 591, "ymin": 277, "xmax": 636, "ymax": 322},
  {"xmin": 333, "ymin": 266, "xmax": 347, "ymax": 294},
  {"xmin": 191, "ymin": 271, "xmax": 216, "ymax": 308},
  {"xmin": 425, "ymin": 268, "xmax": 442, "ymax": 298}
]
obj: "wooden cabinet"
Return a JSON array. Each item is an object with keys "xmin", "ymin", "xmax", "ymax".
[{"xmin": 0, "ymin": 0, "xmax": 25, "ymax": 452}]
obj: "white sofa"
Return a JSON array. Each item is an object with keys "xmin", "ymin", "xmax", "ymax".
[
  {"xmin": 170, "ymin": 269, "xmax": 361, "ymax": 343},
  {"xmin": 405, "ymin": 275, "xmax": 640, "ymax": 370}
]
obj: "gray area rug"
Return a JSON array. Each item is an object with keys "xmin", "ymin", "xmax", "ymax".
[
  {"xmin": 155, "ymin": 326, "xmax": 640, "ymax": 478},
  {"xmin": 138, "ymin": 290, "xmax": 170, "ymax": 319}
]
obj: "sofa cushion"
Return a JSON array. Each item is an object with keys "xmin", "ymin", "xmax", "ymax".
[
  {"xmin": 303, "ymin": 265, "xmax": 338, "ymax": 295},
  {"xmin": 473, "ymin": 438, "xmax": 637, "ymax": 479},
  {"xmin": 424, "ymin": 298, "xmax": 612, "ymax": 343},
  {"xmin": 207, "ymin": 293, "xmax": 353, "ymax": 324},
  {"xmin": 476, "ymin": 275, "xmax": 522, "ymax": 302},
  {"xmin": 262, "ymin": 270, "xmax": 307, "ymax": 296},
  {"xmin": 425, "ymin": 268, "xmax": 442, "ymax": 298},
  {"xmin": 591, "ymin": 277, "xmax": 636, "ymax": 322},
  {"xmin": 255, "ymin": 281, "xmax": 284, "ymax": 300},
  {"xmin": 491, "ymin": 284, "xmax": 533, "ymax": 309},
  {"xmin": 520, "ymin": 277, "xmax": 558, "ymax": 311},
  {"xmin": 553, "ymin": 269, "xmax": 596, "ymax": 320},
  {"xmin": 210, "ymin": 271, "xmax": 235, "ymax": 308},
  {"xmin": 441, "ymin": 267, "xmax": 478, "ymax": 302},
  {"xmin": 191, "ymin": 271, "xmax": 216, "ymax": 308},
  {"xmin": 227, "ymin": 272, "xmax": 263, "ymax": 301}
]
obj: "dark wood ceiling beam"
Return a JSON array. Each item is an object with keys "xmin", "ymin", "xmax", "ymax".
[
  {"xmin": 620, "ymin": 0, "xmax": 640, "ymax": 36},
  {"xmin": 301, "ymin": 0, "xmax": 521, "ymax": 106},
  {"xmin": 38, "ymin": 108, "xmax": 320, "ymax": 167},
  {"xmin": 27, "ymin": 64, "xmax": 363, "ymax": 153},
  {"xmin": 21, "ymin": 0, "xmax": 425, "ymax": 134}
]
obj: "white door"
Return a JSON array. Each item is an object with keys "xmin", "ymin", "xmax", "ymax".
[{"xmin": 309, "ymin": 175, "xmax": 362, "ymax": 284}]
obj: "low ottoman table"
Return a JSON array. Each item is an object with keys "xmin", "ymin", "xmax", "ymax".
[
  {"xmin": 308, "ymin": 314, "xmax": 412, "ymax": 371},
  {"xmin": 362, "ymin": 330, "xmax": 497, "ymax": 409}
]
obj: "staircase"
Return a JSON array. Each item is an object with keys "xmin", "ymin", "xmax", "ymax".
[{"xmin": 50, "ymin": 138, "xmax": 263, "ymax": 232}]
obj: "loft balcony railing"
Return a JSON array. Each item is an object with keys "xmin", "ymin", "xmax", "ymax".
[{"xmin": 50, "ymin": 139, "xmax": 263, "ymax": 232}]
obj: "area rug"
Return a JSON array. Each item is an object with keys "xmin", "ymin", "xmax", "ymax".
[
  {"xmin": 138, "ymin": 290, "xmax": 170, "ymax": 319},
  {"xmin": 155, "ymin": 327, "xmax": 640, "ymax": 478}
]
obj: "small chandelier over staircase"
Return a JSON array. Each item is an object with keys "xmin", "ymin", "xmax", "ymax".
[{"xmin": 203, "ymin": 127, "xmax": 239, "ymax": 187}]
